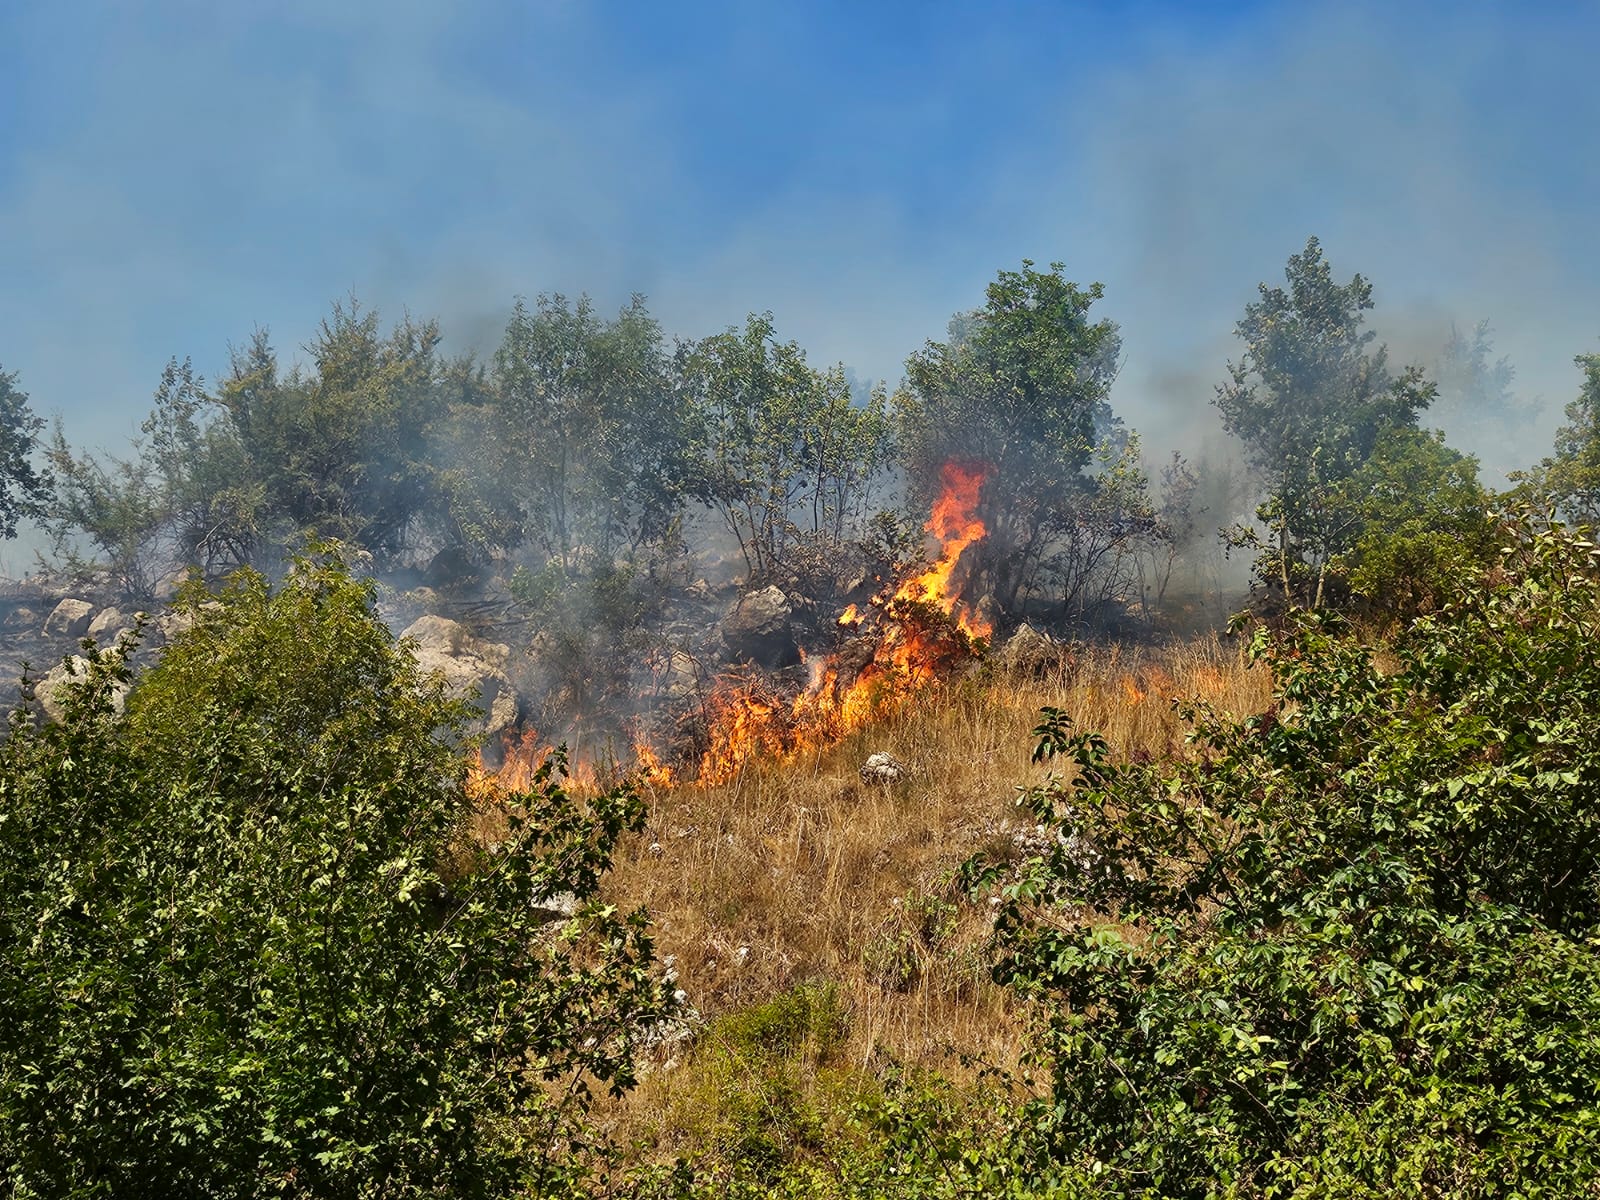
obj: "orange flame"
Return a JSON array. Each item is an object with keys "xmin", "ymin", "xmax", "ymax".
[
  {"xmin": 471, "ymin": 462, "xmax": 996, "ymax": 793},
  {"xmin": 892, "ymin": 461, "xmax": 991, "ymax": 639},
  {"xmin": 633, "ymin": 741, "xmax": 676, "ymax": 789},
  {"xmin": 696, "ymin": 461, "xmax": 991, "ymax": 783}
]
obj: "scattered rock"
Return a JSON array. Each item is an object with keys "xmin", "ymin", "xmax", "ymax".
[
  {"xmin": 87, "ymin": 607, "xmax": 129, "ymax": 643},
  {"xmin": 38, "ymin": 654, "xmax": 129, "ymax": 723},
  {"xmin": 3, "ymin": 606, "xmax": 38, "ymax": 632},
  {"xmin": 43, "ymin": 598, "xmax": 94, "ymax": 638},
  {"xmin": 859, "ymin": 750, "xmax": 907, "ymax": 784},
  {"xmin": 721, "ymin": 584, "xmax": 799, "ymax": 666},
  {"xmin": 153, "ymin": 601, "xmax": 222, "ymax": 646},
  {"xmin": 531, "ymin": 890, "xmax": 579, "ymax": 921},
  {"xmin": 996, "ymin": 622, "xmax": 1068, "ymax": 676},
  {"xmin": 400, "ymin": 614, "xmax": 519, "ymax": 737}
]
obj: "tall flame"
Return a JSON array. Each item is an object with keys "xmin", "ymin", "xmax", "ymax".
[{"xmin": 891, "ymin": 461, "xmax": 991, "ymax": 638}]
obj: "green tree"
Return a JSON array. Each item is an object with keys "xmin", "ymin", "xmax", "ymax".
[
  {"xmin": 969, "ymin": 513, "xmax": 1600, "ymax": 1196},
  {"xmin": 1331, "ymin": 426, "xmax": 1496, "ymax": 623},
  {"xmin": 214, "ymin": 304, "xmax": 445, "ymax": 564},
  {"xmin": 46, "ymin": 358, "xmax": 269, "ymax": 598},
  {"xmin": 0, "ymin": 365, "xmax": 53, "ymax": 541},
  {"xmin": 1216, "ymin": 237, "xmax": 1434, "ymax": 609},
  {"xmin": 0, "ymin": 551, "xmax": 676, "ymax": 1197},
  {"xmin": 43, "ymin": 418, "xmax": 170, "ymax": 599},
  {"xmin": 895, "ymin": 262, "xmax": 1127, "ymax": 619},
  {"xmin": 490, "ymin": 293, "xmax": 685, "ymax": 573},
  {"xmin": 677, "ymin": 313, "xmax": 893, "ymax": 587},
  {"xmin": 1524, "ymin": 348, "xmax": 1600, "ymax": 527}
]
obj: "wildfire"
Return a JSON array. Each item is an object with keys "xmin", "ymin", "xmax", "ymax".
[
  {"xmin": 468, "ymin": 461, "xmax": 994, "ymax": 794},
  {"xmin": 892, "ymin": 462, "xmax": 992, "ymax": 639},
  {"xmin": 696, "ymin": 460, "xmax": 992, "ymax": 785},
  {"xmin": 633, "ymin": 740, "xmax": 676, "ymax": 789}
]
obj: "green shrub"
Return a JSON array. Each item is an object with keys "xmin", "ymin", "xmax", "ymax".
[
  {"xmin": 0, "ymin": 551, "xmax": 676, "ymax": 1198},
  {"xmin": 863, "ymin": 888, "xmax": 959, "ymax": 993},
  {"xmin": 969, "ymin": 512, "xmax": 1600, "ymax": 1197}
]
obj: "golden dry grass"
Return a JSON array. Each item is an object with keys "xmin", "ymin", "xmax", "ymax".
[{"xmin": 596, "ymin": 633, "xmax": 1272, "ymax": 1153}]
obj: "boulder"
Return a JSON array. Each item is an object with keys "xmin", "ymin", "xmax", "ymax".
[
  {"xmin": 400, "ymin": 615, "xmax": 518, "ymax": 737},
  {"xmin": 38, "ymin": 654, "xmax": 129, "ymax": 723},
  {"xmin": 144, "ymin": 569, "xmax": 188, "ymax": 602},
  {"xmin": 996, "ymin": 622, "xmax": 1068, "ymax": 677},
  {"xmin": 152, "ymin": 601, "xmax": 221, "ymax": 646},
  {"xmin": 87, "ymin": 607, "xmax": 129, "ymax": 643},
  {"xmin": 721, "ymin": 585, "xmax": 799, "ymax": 666},
  {"xmin": 650, "ymin": 649, "xmax": 703, "ymax": 703},
  {"xmin": 44, "ymin": 598, "xmax": 95, "ymax": 639}
]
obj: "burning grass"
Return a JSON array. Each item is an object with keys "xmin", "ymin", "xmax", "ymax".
[
  {"xmin": 458, "ymin": 457, "xmax": 1272, "ymax": 1174},
  {"xmin": 590, "ymin": 633, "xmax": 1271, "ymax": 1164}
]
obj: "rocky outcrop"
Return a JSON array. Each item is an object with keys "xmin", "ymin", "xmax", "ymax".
[
  {"xmin": 721, "ymin": 585, "xmax": 799, "ymax": 667},
  {"xmin": 399, "ymin": 615, "xmax": 519, "ymax": 738}
]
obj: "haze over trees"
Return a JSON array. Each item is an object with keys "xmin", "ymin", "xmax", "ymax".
[
  {"xmin": 17, "ymin": 237, "xmax": 1592, "ymax": 636},
  {"xmin": 0, "ymin": 366, "xmax": 52, "ymax": 543},
  {"xmin": 5, "ymin": 236, "xmax": 1600, "ymax": 1194}
]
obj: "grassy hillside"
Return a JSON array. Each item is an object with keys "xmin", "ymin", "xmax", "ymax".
[{"xmin": 590, "ymin": 637, "xmax": 1271, "ymax": 1184}]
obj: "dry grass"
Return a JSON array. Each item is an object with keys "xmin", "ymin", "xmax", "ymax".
[{"xmin": 595, "ymin": 633, "xmax": 1272, "ymax": 1154}]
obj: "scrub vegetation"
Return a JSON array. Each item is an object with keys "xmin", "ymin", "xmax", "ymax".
[{"xmin": 3, "ymin": 239, "xmax": 1600, "ymax": 1195}]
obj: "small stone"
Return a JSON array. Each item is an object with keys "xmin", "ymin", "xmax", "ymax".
[{"xmin": 859, "ymin": 751, "xmax": 906, "ymax": 784}]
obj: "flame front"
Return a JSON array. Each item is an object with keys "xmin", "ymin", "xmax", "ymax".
[{"xmin": 891, "ymin": 461, "xmax": 991, "ymax": 639}]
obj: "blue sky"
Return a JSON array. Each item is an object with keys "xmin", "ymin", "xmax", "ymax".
[{"xmin": 3, "ymin": 0, "xmax": 1599, "ymax": 489}]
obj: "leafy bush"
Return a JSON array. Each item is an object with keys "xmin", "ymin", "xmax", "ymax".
[
  {"xmin": 0, "ymin": 551, "xmax": 676, "ymax": 1198},
  {"xmin": 863, "ymin": 887, "xmax": 960, "ymax": 993},
  {"xmin": 970, "ymin": 513, "xmax": 1600, "ymax": 1197},
  {"xmin": 641, "ymin": 984, "xmax": 851, "ymax": 1186}
]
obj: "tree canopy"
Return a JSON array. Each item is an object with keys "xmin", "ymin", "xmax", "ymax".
[
  {"xmin": 0, "ymin": 551, "xmax": 676, "ymax": 1198},
  {"xmin": 0, "ymin": 366, "xmax": 52, "ymax": 541},
  {"xmin": 1216, "ymin": 236, "xmax": 1434, "ymax": 608}
]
